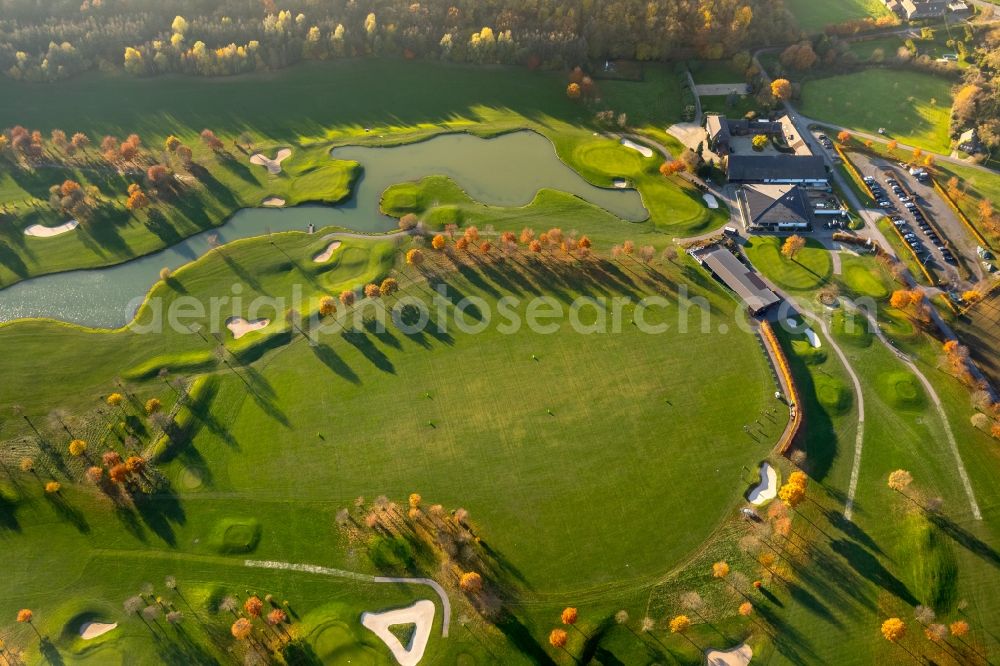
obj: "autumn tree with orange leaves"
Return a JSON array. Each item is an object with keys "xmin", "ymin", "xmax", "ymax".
[{"xmin": 244, "ymin": 596, "xmax": 264, "ymax": 617}]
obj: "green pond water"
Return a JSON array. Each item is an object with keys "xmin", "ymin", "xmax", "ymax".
[{"xmin": 0, "ymin": 131, "xmax": 647, "ymax": 328}]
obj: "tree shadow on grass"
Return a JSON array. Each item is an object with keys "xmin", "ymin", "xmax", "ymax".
[
  {"xmin": 927, "ymin": 511, "xmax": 1000, "ymax": 568},
  {"xmin": 80, "ymin": 203, "xmax": 132, "ymax": 257},
  {"xmin": 145, "ymin": 208, "xmax": 183, "ymax": 247},
  {"xmin": 311, "ymin": 343, "xmax": 361, "ymax": 384},
  {"xmin": 363, "ymin": 317, "xmax": 402, "ymax": 350},
  {"xmin": 0, "ymin": 486, "xmax": 20, "ymax": 532},
  {"xmin": 188, "ymin": 163, "xmax": 240, "ymax": 209},
  {"xmin": 39, "ymin": 636, "xmax": 65, "ymax": 666},
  {"xmin": 216, "ymin": 152, "xmax": 260, "ymax": 186},
  {"xmin": 824, "ymin": 507, "xmax": 884, "ymax": 556},
  {"xmin": 496, "ymin": 611, "xmax": 556, "ymax": 665},
  {"xmin": 791, "ymin": 541, "xmax": 875, "ymax": 612},
  {"xmin": 132, "ymin": 485, "xmax": 186, "ymax": 547},
  {"xmin": 341, "ymin": 329, "xmax": 395, "ymax": 374},
  {"xmin": 829, "ymin": 538, "xmax": 918, "ymax": 605},
  {"xmin": 755, "ymin": 598, "xmax": 818, "ymax": 664},
  {"xmin": 786, "ymin": 581, "xmax": 844, "ymax": 628},
  {"xmin": 113, "ymin": 504, "xmax": 148, "ymax": 543},
  {"xmin": 45, "ymin": 493, "xmax": 90, "ymax": 534},
  {"xmin": 0, "ymin": 240, "xmax": 29, "ymax": 278},
  {"xmin": 219, "ymin": 250, "xmax": 268, "ymax": 295},
  {"xmin": 153, "ymin": 623, "xmax": 217, "ymax": 665},
  {"xmin": 283, "ymin": 638, "xmax": 323, "ymax": 665}
]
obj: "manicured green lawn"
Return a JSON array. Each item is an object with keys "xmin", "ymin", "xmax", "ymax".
[
  {"xmin": 0, "ymin": 59, "xmax": 717, "ymax": 288},
  {"xmin": 784, "ymin": 0, "xmax": 890, "ymax": 32},
  {"xmin": 838, "ymin": 253, "xmax": 893, "ymax": 300},
  {"xmin": 754, "ymin": 284, "xmax": 1000, "ymax": 664},
  {"xmin": 0, "ymin": 228, "xmax": 786, "ymax": 663},
  {"xmin": 744, "ymin": 236, "xmax": 833, "ymax": 291},
  {"xmin": 700, "ymin": 94, "xmax": 760, "ymax": 120},
  {"xmin": 800, "ymin": 69, "xmax": 954, "ymax": 154},
  {"xmin": 689, "ymin": 60, "xmax": 747, "ymax": 85}
]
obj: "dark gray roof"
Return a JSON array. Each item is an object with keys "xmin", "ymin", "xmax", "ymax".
[
  {"xmin": 707, "ymin": 115, "xmax": 784, "ymax": 144},
  {"xmin": 742, "ymin": 184, "xmax": 811, "ymax": 227},
  {"xmin": 700, "ymin": 246, "xmax": 781, "ymax": 314},
  {"xmin": 727, "ymin": 155, "xmax": 827, "ymax": 182}
]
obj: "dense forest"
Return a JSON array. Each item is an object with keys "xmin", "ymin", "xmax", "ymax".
[{"xmin": 0, "ymin": 0, "xmax": 800, "ymax": 81}]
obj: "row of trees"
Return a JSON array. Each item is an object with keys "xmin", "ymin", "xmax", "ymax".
[{"xmin": 1, "ymin": 1, "xmax": 800, "ymax": 81}]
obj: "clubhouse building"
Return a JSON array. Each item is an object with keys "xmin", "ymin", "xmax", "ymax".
[{"xmin": 705, "ymin": 113, "xmax": 843, "ymax": 234}]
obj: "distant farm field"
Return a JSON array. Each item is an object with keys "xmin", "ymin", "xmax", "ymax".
[{"xmin": 784, "ymin": 0, "xmax": 890, "ymax": 31}]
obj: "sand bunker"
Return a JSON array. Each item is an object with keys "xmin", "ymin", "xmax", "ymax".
[
  {"xmin": 226, "ymin": 316, "xmax": 270, "ymax": 339},
  {"xmin": 361, "ymin": 600, "xmax": 435, "ymax": 666},
  {"xmin": 250, "ymin": 148, "xmax": 292, "ymax": 175},
  {"xmin": 748, "ymin": 462, "xmax": 778, "ymax": 505},
  {"xmin": 313, "ymin": 241, "xmax": 342, "ymax": 263},
  {"xmin": 706, "ymin": 642, "xmax": 752, "ymax": 666},
  {"xmin": 620, "ymin": 138, "xmax": 654, "ymax": 158},
  {"xmin": 703, "ymin": 193, "xmax": 719, "ymax": 209},
  {"xmin": 787, "ymin": 318, "xmax": 821, "ymax": 349},
  {"xmin": 79, "ymin": 622, "xmax": 117, "ymax": 640},
  {"xmin": 613, "ymin": 178, "xmax": 628, "ymax": 189},
  {"xmin": 24, "ymin": 220, "xmax": 79, "ymax": 237},
  {"xmin": 262, "ymin": 197, "xmax": 286, "ymax": 207},
  {"xmin": 803, "ymin": 328, "xmax": 821, "ymax": 348}
]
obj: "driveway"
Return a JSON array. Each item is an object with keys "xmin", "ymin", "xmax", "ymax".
[{"xmin": 694, "ymin": 83, "xmax": 751, "ymax": 96}]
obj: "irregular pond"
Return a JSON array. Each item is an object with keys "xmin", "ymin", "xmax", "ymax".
[{"xmin": 0, "ymin": 131, "xmax": 646, "ymax": 328}]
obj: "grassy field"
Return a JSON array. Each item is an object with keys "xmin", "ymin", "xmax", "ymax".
[
  {"xmin": 800, "ymin": 69, "xmax": 954, "ymax": 154},
  {"xmin": 0, "ymin": 59, "xmax": 716, "ymax": 288},
  {"xmin": 746, "ymin": 249, "xmax": 1000, "ymax": 663},
  {"xmin": 848, "ymin": 33, "xmax": 972, "ymax": 68},
  {"xmin": 784, "ymin": 0, "xmax": 891, "ymax": 32},
  {"xmin": 689, "ymin": 60, "xmax": 748, "ymax": 85},
  {"xmin": 954, "ymin": 288, "xmax": 1000, "ymax": 387},
  {"xmin": 0, "ymin": 222, "xmax": 790, "ymax": 662},
  {"xmin": 743, "ymin": 236, "xmax": 833, "ymax": 292},
  {"xmin": 3, "ymin": 56, "xmax": 1000, "ymax": 666},
  {"xmin": 700, "ymin": 94, "xmax": 760, "ymax": 120}
]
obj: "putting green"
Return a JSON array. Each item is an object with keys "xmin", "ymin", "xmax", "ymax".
[
  {"xmin": 791, "ymin": 338, "xmax": 828, "ymax": 365},
  {"xmin": 212, "ymin": 518, "xmax": 262, "ymax": 554},
  {"xmin": 572, "ymin": 138, "xmax": 649, "ymax": 178},
  {"xmin": 815, "ymin": 374, "xmax": 853, "ymax": 415},
  {"xmin": 877, "ymin": 371, "xmax": 926, "ymax": 410},
  {"xmin": 841, "ymin": 260, "xmax": 890, "ymax": 299},
  {"xmin": 831, "ymin": 309, "xmax": 874, "ymax": 348}
]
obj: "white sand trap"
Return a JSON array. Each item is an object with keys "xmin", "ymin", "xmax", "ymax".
[
  {"xmin": 250, "ymin": 148, "xmax": 292, "ymax": 174},
  {"xmin": 613, "ymin": 178, "xmax": 628, "ymax": 189},
  {"xmin": 620, "ymin": 138, "xmax": 654, "ymax": 158},
  {"xmin": 79, "ymin": 622, "xmax": 117, "ymax": 640},
  {"xmin": 786, "ymin": 318, "xmax": 821, "ymax": 348},
  {"xmin": 804, "ymin": 328, "xmax": 821, "ymax": 348},
  {"xmin": 313, "ymin": 241, "xmax": 342, "ymax": 263},
  {"xmin": 262, "ymin": 197, "xmax": 286, "ymax": 207},
  {"xmin": 24, "ymin": 220, "xmax": 79, "ymax": 237},
  {"xmin": 748, "ymin": 462, "xmax": 778, "ymax": 505},
  {"xmin": 703, "ymin": 193, "xmax": 719, "ymax": 209},
  {"xmin": 361, "ymin": 600, "xmax": 435, "ymax": 666},
  {"xmin": 226, "ymin": 316, "xmax": 270, "ymax": 339},
  {"xmin": 706, "ymin": 642, "xmax": 752, "ymax": 666}
]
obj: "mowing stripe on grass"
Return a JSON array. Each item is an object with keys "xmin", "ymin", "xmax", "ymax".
[{"xmin": 244, "ymin": 559, "xmax": 452, "ymax": 637}]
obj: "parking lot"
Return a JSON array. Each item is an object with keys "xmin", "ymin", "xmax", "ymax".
[{"xmin": 848, "ymin": 151, "xmax": 989, "ymax": 293}]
